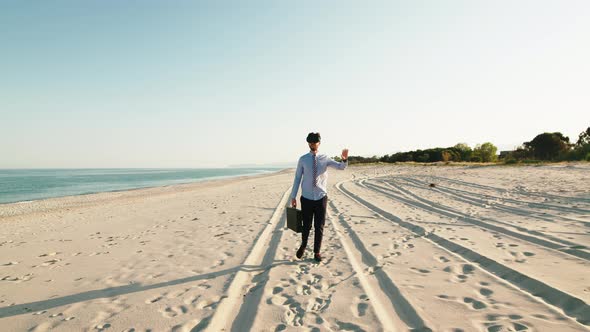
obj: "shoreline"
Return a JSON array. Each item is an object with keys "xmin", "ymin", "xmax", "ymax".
[
  {"xmin": 0, "ymin": 168, "xmax": 292, "ymax": 218},
  {"xmin": 2, "ymin": 162, "xmax": 586, "ymax": 217},
  {"xmin": 0, "ymin": 168, "xmax": 286, "ymax": 208}
]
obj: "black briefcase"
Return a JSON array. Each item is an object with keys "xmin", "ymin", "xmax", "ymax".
[{"xmin": 286, "ymin": 207, "xmax": 303, "ymax": 233}]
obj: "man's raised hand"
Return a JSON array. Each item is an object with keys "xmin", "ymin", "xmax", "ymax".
[{"xmin": 342, "ymin": 148, "xmax": 349, "ymax": 160}]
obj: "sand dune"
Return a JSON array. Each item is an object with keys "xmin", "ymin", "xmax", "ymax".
[{"xmin": 1, "ymin": 164, "xmax": 589, "ymax": 331}]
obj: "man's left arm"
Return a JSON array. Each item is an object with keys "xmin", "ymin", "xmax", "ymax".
[{"xmin": 328, "ymin": 148, "xmax": 349, "ymax": 170}]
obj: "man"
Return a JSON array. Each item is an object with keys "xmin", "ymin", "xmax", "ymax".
[{"xmin": 290, "ymin": 132, "xmax": 349, "ymax": 262}]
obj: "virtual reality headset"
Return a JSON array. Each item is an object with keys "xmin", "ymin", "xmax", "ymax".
[{"xmin": 306, "ymin": 132, "xmax": 321, "ymax": 143}]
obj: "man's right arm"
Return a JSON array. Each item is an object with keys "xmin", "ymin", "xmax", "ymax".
[{"xmin": 290, "ymin": 158, "xmax": 303, "ymax": 207}]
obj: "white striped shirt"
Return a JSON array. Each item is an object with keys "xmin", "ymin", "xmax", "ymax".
[{"xmin": 290, "ymin": 152, "xmax": 347, "ymax": 201}]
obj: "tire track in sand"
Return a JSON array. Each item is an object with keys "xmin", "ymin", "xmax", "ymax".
[
  {"xmin": 366, "ymin": 179, "xmax": 590, "ymax": 262},
  {"xmin": 205, "ymin": 183, "xmax": 432, "ymax": 331},
  {"xmin": 338, "ymin": 180, "xmax": 590, "ymax": 327},
  {"xmin": 327, "ymin": 196, "xmax": 433, "ymax": 332},
  {"xmin": 202, "ymin": 188, "xmax": 291, "ymax": 332}
]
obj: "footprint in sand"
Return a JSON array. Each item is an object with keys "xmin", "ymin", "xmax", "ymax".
[
  {"xmin": 38, "ymin": 252, "xmax": 60, "ymax": 258},
  {"xmin": 486, "ymin": 313, "xmax": 501, "ymax": 321},
  {"xmin": 296, "ymin": 284, "xmax": 311, "ymax": 295},
  {"xmin": 274, "ymin": 324, "xmax": 287, "ymax": 331},
  {"xmin": 307, "ymin": 274, "xmax": 322, "ymax": 285},
  {"xmin": 352, "ymin": 295, "xmax": 370, "ymax": 318},
  {"xmin": 403, "ymin": 243, "xmax": 415, "ymax": 249},
  {"xmin": 508, "ymin": 251, "xmax": 528, "ymax": 263},
  {"xmin": 437, "ymin": 295, "xmax": 487, "ymax": 311},
  {"xmin": 196, "ymin": 296, "xmax": 221, "ymax": 310},
  {"xmin": 330, "ymin": 270, "xmax": 343, "ymax": 277},
  {"xmin": 0, "ymin": 240, "xmax": 14, "ymax": 247},
  {"xmin": 162, "ymin": 305, "xmax": 188, "ymax": 318},
  {"xmin": 445, "ymin": 264, "xmax": 475, "ymax": 283},
  {"xmin": 284, "ymin": 304, "xmax": 305, "ymax": 327},
  {"xmin": 145, "ymin": 295, "xmax": 163, "ymax": 304},
  {"xmin": 387, "ymin": 251, "xmax": 402, "ymax": 258},
  {"xmin": 212, "ymin": 259, "xmax": 225, "ymax": 268},
  {"xmin": 480, "ymin": 288, "xmax": 494, "ymax": 297},
  {"xmin": 486, "ymin": 322, "xmax": 529, "ymax": 332},
  {"xmin": 2, "ymin": 261, "xmax": 19, "ymax": 266},
  {"xmin": 410, "ymin": 267, "xmax": 431, "ymax": 275},
  {"xmin": 184, "ymin": 295, "xmax": 201, "ymax": 307},
  {"xmin": 357, "ymin": 301, "xmax": 369, "ymax": 317},
  {"xmin": 95, "ymin": 323, "xmax": 111, "ymax": 330},
  {"xmin": 2, "ymin": 273, "xmax": 34, "ymax": 282},
  {"xmin": 306, "ymin": 296, "xmax": 330, "ymax": 312},
  {"xmin": 463, "ymin": 297, "xmax": 487, "ymax": 310},
  {"xmin": 268, "ymin": 293, "xmax": 290, "ymax": 306},
  {"xmin": 291, "ymin": 265, "xmax": 310, "ymax": 279},
  {"xmin": 462, "ymin": 264, "xmax": 475, "ymax": 274},
  {"xmin": 436, "ymin": 256, "xmax": 450, "ymax": 263},
  {"xmin": 197, "ymin": 283, "xmax": 211, "ymax": 290},
  {"xmin": 167, "ymin": 288, "xmax": 191, "ymax": 299}
]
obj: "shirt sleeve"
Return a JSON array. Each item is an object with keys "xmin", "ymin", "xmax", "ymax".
[
  {"xmin": 290, "ymin": 157, "xmax": 304, "ymax": 200},
  {"xmin": 327, "ymin": 158, "xmax": 347, "ymax": 170}
]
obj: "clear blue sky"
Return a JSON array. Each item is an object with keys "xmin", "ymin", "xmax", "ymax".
[{"xmin": 1, "ymin": 1, "xmax": 589, "ymax": 168}]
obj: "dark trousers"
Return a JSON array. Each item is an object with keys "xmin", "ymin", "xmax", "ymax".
[{"xmin": 300, "ymin": 196, "xmax": 328, "ymax": 254}]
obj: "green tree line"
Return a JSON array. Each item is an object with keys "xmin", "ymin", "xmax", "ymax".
[
  {"xmin": 341, "ymin": 126, "xmax": 590, "ymax": 165},
  {"xmin": 507, "ymin": 127, "xmax": 590, "ymax": 162}
]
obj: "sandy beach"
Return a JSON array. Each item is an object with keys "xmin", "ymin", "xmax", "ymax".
[{"xmin": 1, "ymin": 164, "xmax": 589, "ymax": 331}]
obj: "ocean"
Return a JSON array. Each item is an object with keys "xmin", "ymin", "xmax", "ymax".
[{"xmin": 0, "ymin": 168, "xmax": 283, "ymax": 204}]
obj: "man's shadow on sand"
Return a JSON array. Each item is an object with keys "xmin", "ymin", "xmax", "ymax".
[
  {"xmin": 3, "ymin": 204, "xmax": 305, "ymax": 332},
  {"xmin": 0, "ymin": 260, "xmax": 296, "ymax": 320}
]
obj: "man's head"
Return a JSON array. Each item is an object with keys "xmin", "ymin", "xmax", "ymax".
[{"xmin": 306, "ymin": 132, "xmax": 321, "ymax": 152}]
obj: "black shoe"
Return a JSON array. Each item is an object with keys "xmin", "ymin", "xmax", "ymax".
[
  {"xmin": 296, "ymin": 246, "xmax": 305, "ymax": 259},
  {"xmin": 314, "ymin": 253, "xmax": 322, "ymax": 262}
]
